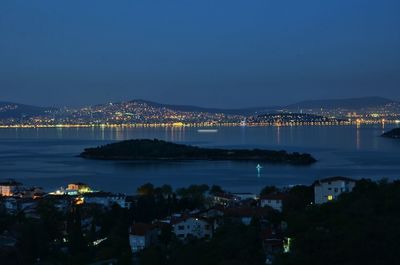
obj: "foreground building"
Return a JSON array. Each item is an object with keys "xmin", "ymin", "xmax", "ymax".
[
  {"xmin": 260, "ymin": 194, "xmax": 286, "ymax": 212},
  {"xmin": 83, "ymin": 192, "xmax": 127, "ymax": 208},
  {"xmin": 129, "ymin": 223, "xmax": 160, "ymax": 253},
  {"xmin": 314, "ymin": 176, "xmax": 356, "ymax": 204},
  {"xmin": 0, "ymin": 180, "xmax": 22, "ymax": 197},
  {"xmin": 67, "ymin": 182, "xmax": 91, "ymax": 194},
  {"xmin": 172, "ymin": 216, "xmax": 213, "ymax": 240}
]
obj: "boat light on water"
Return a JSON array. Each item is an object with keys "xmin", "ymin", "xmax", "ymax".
[{"xmin": 197, "ymin": 129, "xmax": 218, "ymax": 133}]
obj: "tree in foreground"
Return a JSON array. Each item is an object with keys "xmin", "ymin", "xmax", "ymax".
[{"xmin": 275, "ymin": 179, "xmax": 400, "ymax": 265}]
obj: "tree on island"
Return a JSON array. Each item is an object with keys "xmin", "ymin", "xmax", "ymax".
[{"xmin": 80, "ymin": 139, "xmax": 317, "ymax": 165}]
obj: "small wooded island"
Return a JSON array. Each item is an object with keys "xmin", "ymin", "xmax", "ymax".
[
  {"xmin": 80, "ymin": 139, "xmax": 317, "ymax": 165},
  {"xmin": 382, "ymin": 128, "xmax": 400, "ymax": 139}
]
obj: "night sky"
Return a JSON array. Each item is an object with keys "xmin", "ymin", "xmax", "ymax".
[{"xmin": 1, "ymin": 0, "xmax": 399, "ymax": 108}]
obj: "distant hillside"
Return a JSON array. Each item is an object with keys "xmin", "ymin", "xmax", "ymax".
[
  {"xmin": 1, "ymin": 96, "xmax": 399, "ymax": 122},
  {"xmin": 286, "ymin": 97, "xmax": 396, "ymax": 110},
  {"xmin": 128, "ymin": 97, "xmax": 399, "ymax": 115},
  {"xmin": 125, "ymin": 99, "xmax": 278, "ymax": 116},
  {"xmin": 0, "ymin": 102, "xmax": 54, "ymax": 119}
]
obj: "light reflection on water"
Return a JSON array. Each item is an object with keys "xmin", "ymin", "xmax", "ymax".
[{"xmin": 0, "ymin": 124, "xmax": 399, "ymax": 193}]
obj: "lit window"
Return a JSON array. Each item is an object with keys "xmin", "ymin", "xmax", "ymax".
[{"xmin": 327, "ymin": 195, "xmax": 333, "ymax": 201}]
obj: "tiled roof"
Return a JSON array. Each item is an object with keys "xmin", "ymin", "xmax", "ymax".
[{"xmin": 130, "ymin": 223, "xmax": 155, "ymax": 236}]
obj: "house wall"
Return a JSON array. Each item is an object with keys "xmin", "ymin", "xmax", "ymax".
[
  {"xmin": 241, "ymin": 216, "xmax": 252, "ymax": 225},
  {"xmin": 129, "ymin": 235, "xmax": 146, "ymax": 253},
  {"xmin": 173, "ymin": 218, "xmax": 212, "ymax": 239},
  {"xmin": 261, "ymin": 199, "xmax": 283, "ymax": 212},
  {"xmin": 314, "ymin": 180, "xmax": 356, "ymax": 204},
  {"xmin": 85, "ymin": 196, "xmax": 126, "ymax": 208},
  {"xmin": 0, "ymin": 185, "xmax": 18, "ymax": 196}
]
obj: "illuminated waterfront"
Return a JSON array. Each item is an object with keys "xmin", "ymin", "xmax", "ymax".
[
  {"xmin": 0, "ymin": 118, "xmax": 398, "ymax": 129},
  {"xmin": 2, "ymin": 99, "xmax": 400, "ymax": 129}
]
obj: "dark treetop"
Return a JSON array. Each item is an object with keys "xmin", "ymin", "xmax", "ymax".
[
  {"xmin": 382, "ymin": 128, "xmax": 400, "ymax": 139},
  {"xmin": 80, "ymin": 139, "xmax": 316, "ymax": 165}
]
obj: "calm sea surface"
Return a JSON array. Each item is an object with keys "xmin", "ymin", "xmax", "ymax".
[{"xmin": 0, "ymin": 124, "xmax": 399, "ymax": 193}]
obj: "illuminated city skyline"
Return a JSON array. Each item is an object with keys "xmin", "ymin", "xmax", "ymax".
[{"xmin": 1, "ymin": 97, "xmax": 399, "ymax": 128}]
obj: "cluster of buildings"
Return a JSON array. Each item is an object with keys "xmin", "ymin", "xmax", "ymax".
[
  {"xmin": 248, "ymin": 113, "xmax": 345, "ymax": 126},
  {"xmin": 0, "ymin": 180, "xmax": 136, "ymax": 216},
  {"xmin": 0, "ymin": 175, "xmax": 357, "ymax": 215},
  {"xmin": 0, "ymin": 176, "xmax": 357, "ymax": 263},
  {"xmin": 69, "ymin": 101, "xmax": 241, "ymax": 124},
  {"xmin": 0, "ymin": 101, "xmax": 243, "ymax": 127},
  {"xmin": 283, "ymin": 102, "xmax": 400, "ymax": 123},
  {"xmin": 5, "ymin": 99, "xmax": 400, "ymax": 128},
  {"xmin": 128, "ymin": 176, "xmax": 357, "ymax": 261},
  {"xmin": 128, "ymin": 195, "xmax": 283, "ymax": 257}
]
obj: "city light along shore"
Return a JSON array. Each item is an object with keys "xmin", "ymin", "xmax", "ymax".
[{"xmin": 0, "ymin": 119, "xmax": 397, "ymax": 129}]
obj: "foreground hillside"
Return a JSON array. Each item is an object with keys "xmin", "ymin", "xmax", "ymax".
[{"xmin": 275, "ymin": 179, "xmax": 400, "ymax": 265}]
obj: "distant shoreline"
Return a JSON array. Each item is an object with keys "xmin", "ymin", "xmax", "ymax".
[{"xmin": 0, "ymin": 120, "xmax": 397, "ymax": 129}]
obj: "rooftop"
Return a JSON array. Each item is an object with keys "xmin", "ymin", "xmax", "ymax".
[
  {"xmin": 84, "ymin": 191, "xmax": 125, "ymax": 198},
  {"xmin": 313, "ymin": 176, "xmax": 356, "ymax": 186},
  {"xmin": 130, "ymin": 223, "xmax": 156, "ymax": 236}
]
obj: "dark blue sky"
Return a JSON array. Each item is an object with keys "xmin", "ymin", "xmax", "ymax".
[{"xmin": 1, "ymin": 0, "xmax": 399, "ymax": 107}]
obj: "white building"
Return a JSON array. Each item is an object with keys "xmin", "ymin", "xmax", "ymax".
[
  {"xmin": 84, "ymin": 192, "xmax": 127, "ymax": 208},
  {"xmin": 67, "ymin": 183, "xmax": 91, "ymax": 193},
  {"xmin": 260, "ymin": 194, "xmax": 286, "ymax": 212},
  {"xmin": 172, "ymin": 216, "xmax": 212, "ymax": 240},
  {"xmin": 0, "ymin": 180, "xmax": 22, "ymax": 197},
  {"xmin": 314, "ymin": 177, "xmax": 356, "ymax": 204}
]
